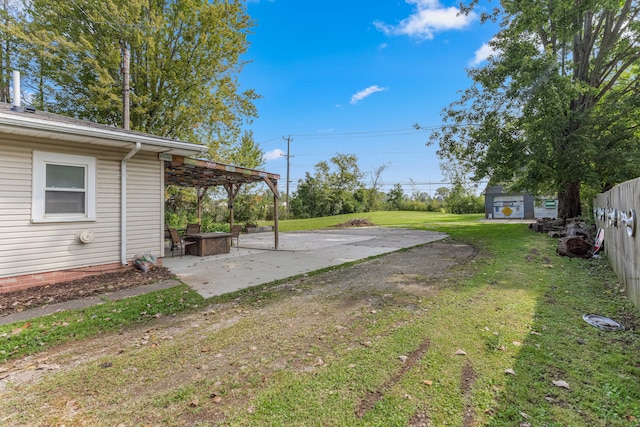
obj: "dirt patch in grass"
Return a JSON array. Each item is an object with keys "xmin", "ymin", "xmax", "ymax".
[
  {"xmin": 461, "ymin": 363, "xmax": 478, "ymax": 427},
  {"xmin": 0, "ymin": 241, "xmax": 478, "ymax": 424},
  {"xmin": 333, "ymin": 218, "xmax": 376, "ymax": 227}
]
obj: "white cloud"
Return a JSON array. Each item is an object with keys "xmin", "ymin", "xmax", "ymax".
[
  {"xmin": 263, "ymin": 148, "xmax": 285, "ymax": 161},
  {"xmin": 470, "ymin": 40, "xmax": 498, "ymax": 66},
  {"xmin": 350, "ymin": 85, "xmax": 387, "ymax": 105},
  {"xmin": 374, "ymin": 0, "xmax": 477, "ymax": 40}
]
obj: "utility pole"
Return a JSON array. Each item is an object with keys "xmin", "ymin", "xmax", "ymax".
[
  {"xmin": 120, "ymin": 39, "xmax": 130, "ymax": 130},
  {"xmin": 282, "ymin": 136, "xmax": 293, "ymax": 214}
]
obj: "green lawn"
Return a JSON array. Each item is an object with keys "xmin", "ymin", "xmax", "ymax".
[
  {"xmin": 247, "ymin": 213, "xmax": 640, "ymax": 426},
  {"xmin": 269, "ymin": 211, "xmax": 484, "ymax": 231},
  {"xmin": 1, "ymin": 211, "xmax": 639, "ymax": 426}
]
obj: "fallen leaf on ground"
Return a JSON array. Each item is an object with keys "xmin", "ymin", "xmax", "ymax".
[
  {"xmin": 552, "ymin": 380, "xmax": 570, "ymax": 389},
  {"xmin": 454, "ymin": 349, "xmax": 467, "ymax": 356},
  {"xmin": 422, "ymin": 380, "xmax": 433, "ymax": 386},
  {"xmin": 504, "ymin": 368, "xmax": 516, "ymax": 376},
  {"xmin": 398, "ymin": 355, "xmax": 408, "ymax": 362},
  {"xmin": 11, "ymin": 321, "xmax": 32, "ymax": 336}
]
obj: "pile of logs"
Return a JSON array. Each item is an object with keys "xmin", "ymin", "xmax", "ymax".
[{"xmin": 529, "ymin": 218, "xmax": 596, "ymax": 259}]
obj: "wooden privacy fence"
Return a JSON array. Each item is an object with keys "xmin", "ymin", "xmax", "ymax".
[{"xmin": 594, "ymin": 177, "xmax": 640, "ymax": 310}]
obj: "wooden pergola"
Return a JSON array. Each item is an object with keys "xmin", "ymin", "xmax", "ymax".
[{"xmin": 164, "ymin": 155, "xmax": 281, "ymax": 249}]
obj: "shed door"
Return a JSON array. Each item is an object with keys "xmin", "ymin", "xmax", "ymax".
[{"xmin": 493, "ymin": 195, "xmax": 524, "ymax": 219}]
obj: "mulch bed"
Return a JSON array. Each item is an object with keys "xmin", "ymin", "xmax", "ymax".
[{"xmin": 0, "ymin": 266, "xmax": 175, "ymax": 316}]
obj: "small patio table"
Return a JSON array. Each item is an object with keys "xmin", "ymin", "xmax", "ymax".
[{"xmin": 184, "ymin": 232, "xmax": 232, "ymax": 256}]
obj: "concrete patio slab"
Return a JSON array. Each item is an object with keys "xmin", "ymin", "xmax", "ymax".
[{"xmin": 163, "ymin": 227, "xmax": 447, "ymax": 299}]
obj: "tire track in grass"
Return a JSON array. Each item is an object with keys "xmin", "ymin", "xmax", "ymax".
[
  {"xmin": 461, "ymin": 362, "xmax": 478, "ymax": 427},
  {"xmin": 355, "ymin": 338, "xmax": 431, "ymax": 418}
]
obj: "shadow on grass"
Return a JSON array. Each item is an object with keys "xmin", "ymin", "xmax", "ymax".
[
  {"xmin": 426, "ymin": 220, "xmax": 639, "ymax": 426},
  {"xmin": 487, "ymin": 254, "xmax": 640, "ymax": 426}
]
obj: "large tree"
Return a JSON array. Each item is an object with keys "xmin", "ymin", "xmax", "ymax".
[
  {"xmin": 0, "ymin": 0, "xmax": 26, "ymax": 103},
  {"xmin": 432, "ymin": 0, "xmax": 640, "ymax": 219},
  {"xmin": 5, "ymin": 0, "xmax": 258, "ymax": 152}
]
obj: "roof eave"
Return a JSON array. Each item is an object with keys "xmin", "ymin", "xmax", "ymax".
[{"xmin": 0, "ymin": 112, "xmax": 208, "ymax": 157}]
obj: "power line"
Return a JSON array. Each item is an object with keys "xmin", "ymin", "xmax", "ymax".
[
  {"xmin": 256, "ymin": 123, "xmax": 477, "ymax": 146},
  {"xmin": 257, "ymin": 125, "xmax": 438, "ymax": 145},
  {"xmin": 290, "ymin": 127, "xmax": 419, "ymax": 137}
]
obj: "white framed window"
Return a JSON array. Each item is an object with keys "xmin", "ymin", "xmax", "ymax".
[{"xmin": 32, "ymin": 151, "xmax": 96, "ymax": 222}]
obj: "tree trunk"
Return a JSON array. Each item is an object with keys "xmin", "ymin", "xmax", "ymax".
[
  {"xmin": 557, "ymin": 236, "xmax": 593, "ymax": 258},
  {"xmin": 558, "ymin": 181, "xmax": 582, "ymax": 220}
]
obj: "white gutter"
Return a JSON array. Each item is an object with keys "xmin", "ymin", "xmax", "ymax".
[{"xmin": 121, "ymin": 142, "xmax": 141, "ymax": 265}]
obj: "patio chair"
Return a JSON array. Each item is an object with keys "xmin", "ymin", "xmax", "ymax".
[
  {"xmin": 230, "ymin": 224, "xmax": 242, "ymax": 250},
  {"xmin": 169, "ymin": 228, "xmax": 195, "ymax": 257},
  {"xmin": 185, "ymin": 223, "xmax": 201, "ymax": 235}
]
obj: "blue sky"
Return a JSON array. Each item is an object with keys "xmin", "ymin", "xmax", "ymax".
[{"xmin": 241, "ymin": 0, "xmax": 499, "ymax": 196}]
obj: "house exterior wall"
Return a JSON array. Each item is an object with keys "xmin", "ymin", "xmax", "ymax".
[
  {"xmin": 0, "ymin": 135, "xmax": 163, "ymax": 292},
  {"xmin": 126, "ymin": 153, "xmax": 164, "ymax": 259}
]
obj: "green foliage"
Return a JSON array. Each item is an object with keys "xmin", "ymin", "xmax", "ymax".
[
  {"xmin": 7, "ymin": 0, "xmax": 258, "ymax": 149},
  {"xmin": 443, "ymin": 183, "xmax": 484, "ymax": 214},
  {"xmin": 434, "ymin": 1, "xmax": 640, "ymax": 219},
  {"xmin": 289, "ymin": 154, "xmax": 454, "ymax": 218},
  {"xmin": 232, "ymin": 189, "xmax": 272, "ymax": 223},
  {"xmin": 290, "ymin": 153, "xmax": 365, "ymax": 218},
  {"xmin": 386, "ymin": 183, "xmax": 405, "ymax": 210},
  {"xmin": 0, "ymin": 1, "xmax": 24, "ymax": 103},
  {"xmin": 221, "ymin": 130, "xmax": 265, "ymax": 169}
]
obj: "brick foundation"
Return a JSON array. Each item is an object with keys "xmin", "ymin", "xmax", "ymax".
[{"xmin": 0, "ymin": 258, "xmax": 163, "ymax": 294}]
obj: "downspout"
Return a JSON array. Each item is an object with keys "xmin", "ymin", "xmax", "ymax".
[{"xmin": 121, "ymin": 142, "xmax": 142, "ymax": 265}]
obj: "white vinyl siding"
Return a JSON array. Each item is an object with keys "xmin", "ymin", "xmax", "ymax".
[
  {"xmin": 125, "ymin": 154, "xmax": 163, "ymax": 259},
  {"xmin": 0, "ymin": 136, "xmax": 164, "ymax": 278}
]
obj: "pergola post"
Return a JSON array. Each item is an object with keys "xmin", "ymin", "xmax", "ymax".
[
  {"xmin": 260, "ymin": 176, "xmax": 280, "ymax": 250},
  {"xmin": 273, "ymin": 191, "xmax": 279, "ymax": 249}
]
